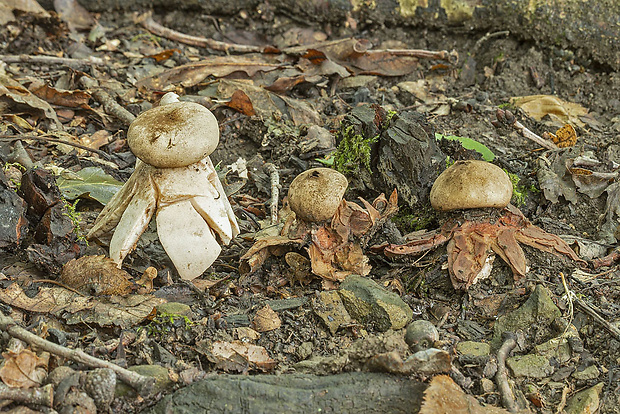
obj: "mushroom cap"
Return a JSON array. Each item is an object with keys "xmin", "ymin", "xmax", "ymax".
[
  {"xmin": 288, "ymin": 168, "xmax": 348, "ymax": 223},
  {"xmin": 127, "ymin": 101, "xmax": 219, "ymax": 168},
  {"xmin": 430, "ymin": 160, "xmax": 513, "ymax": 211}
]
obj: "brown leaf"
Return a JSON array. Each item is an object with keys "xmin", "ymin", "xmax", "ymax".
[
  {"xmin": 0, "ymin": 349, "xmax": 47, "ymax": 388},
  {"xmin": 510, "ymin": 95, "xmax": 589, "ymax": 128},
  {"xmin": 420, "ymin": 375, "xmax": 510, "ymax": 414},
  {"xmin": 60, "ymin": 255, "xmax": 133, "ymax": 296},
  {"xmin": 0, "ymin": 74, "xmax": 61, "ymax": 128},
  {"xmin": 226, "ymin": 89, "xmax": 256, "ymax": 116},
  {"xmin": 137, "ymin": 55, "xmax": 285, "ymax": 90},
  {"xmin": 251, "ymin": 304, "xmax": 281, "ymax": 332},
  {"xmin": 264, "ymin": 75, "xmax": 306, "ymax": 94},
  {"xmin": 0, "ymin": 283, "xmax": 164, "ymax": 328},
  {"xmin": 218, "ymin": 79, "xmax": 322, "ymax": 126},
  {"xmin": 29, "ymin": 80, "xmax": 91, "ymax": 109},
  {"xmin": 210, "ymin": 341, "xmax": 276, "ymax": 372}
]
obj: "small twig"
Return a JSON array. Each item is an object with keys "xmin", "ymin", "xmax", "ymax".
[
  {"xmin": 78, "ymin": 76, "xmax": 136, "ymax": 127},
  {"xmin": 0, "ymin": 382, "xmax": 53, "ymax": 407},
  {"xmin": 136, "ymin": 13, "xmax": 264, "ymax": 53},
  {"xmin": 559, "ymin": 272, "xmax": 575, "ymax": 337},
  {"xmin": 368, "ymin": 48, "xmax": 458, "ymax": 63},
  {"xmin": 555, "ymin": 384, "xmax": 571, "ymax": 414},
  {"xmin": 496, "ymin": 109, "xmax": 558, "ymax": 150},
  {"xmin": 472, "ymin": 31, "xmax": 510, "ymax": 55},
  {"xmin": 495, "ymin": 332, "xmax": 518, "ymax": 413},
  {"xmin": 264, "ymin": 163, "xmax": 280, "ymax": 225},
  {"xmin": 0, "ymin": 312, "xmax": 155, "ymax": 395},
  {"xmin": 0, "ymin": 134, "xmax": 112, "ymax": 160},
  {"xmin": 0, "ymin": 54, "xmax": 105, "ymax": 68},
  {"xmin": 572, "ymin": 295, "xmax": 620, "ymax": 342}
]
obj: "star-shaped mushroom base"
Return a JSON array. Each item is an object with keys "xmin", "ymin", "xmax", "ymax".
[
  {"xmin": 88, "ymin": 157, "xmax": 239, "ymax": 280},
  {"xmin": 379, "ymin": 205, "xmax": 585, "ymax": 289}
]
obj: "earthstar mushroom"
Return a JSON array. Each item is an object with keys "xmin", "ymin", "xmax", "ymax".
[
  {"xmin": 383, "ymin": 160, "xmax": 584, "ymax": 289},
  {"xmin": 87, "ymin": 93, "xmax": 239, "ymax": 280}
]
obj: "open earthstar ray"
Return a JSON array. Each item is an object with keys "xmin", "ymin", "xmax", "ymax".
[{"xmin": 87, "ymin": 93, "xmax": 239, "ymax": 280}]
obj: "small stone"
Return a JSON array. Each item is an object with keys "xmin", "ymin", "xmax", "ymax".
[
  {"xmin": 535, "ymin": 336, "xmax": 572, "ymax": 364},
  {"xmin": 572, "ymin": 365, "xmax": 600, "ymax": 380},
  {"xmin": 405, "ymin": 320, "xmax": 439, "ymax": 352},
  {"xmin": 480, "ymin": 378, "xmax": 495, "ymax": 394},
  {"xmin": 156, "ymin": 302, "xmax": 193, "ymax": 317},
  {"xmin": 506, "ymin": 354, "xmax": 554, "ymax": 378},
  {"xmin": 83, "ymin": 368, "xmax": 116, "ymax": 411},
  {"xmin": 565, "ymin": 382, "xmax": 604, "ymax": 414},
  {"xmin": 339, "ymin": 275, "xmax": 413, "ymax": 331},
  {"xmin": 492, "ymin": 285, "xmax": 561, "ymax": 349},
  {"xmin": 312, "ymin": 291, "xmax": 351, "ymax": 334},
  {"xmin": 115, "ymin": 364, "xmax": 174, "ymax": 397},
  {"xmin": 456, "ymin": 341, "xmax": 490, "ymax": 357},
  {"xmin": 59, "ymin": 390, "xmax": 97, "ymax": 414},
  {"xmin": 46, "ymin": 366, "xmax": 76, "ymax": 387},
  {"xmin": 296, "ymin": 341, "xmax": 313, "ymax": 360}
]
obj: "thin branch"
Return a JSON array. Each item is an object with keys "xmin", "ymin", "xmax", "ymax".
[
  {"xmin": 78, "ymin": 76, "xmax": 136, "ymax": 127},
  {"xmin": 0, "ymin": 54, "xmax": 105, "ymax": 68},
  {"xmin": 264, "ymin": 163, "xmax": 280, "ymax": 225},
  {"xmin": 0, "ymin": 383, "xmax": 53, "ymax": 407},
  {"xmin": 573, "ymin": 295, "xmax": 620, "ymax": 342},
  {"xmin": 495, "ymin": 332, "xmax": 518, "ymax": 413},
  {"xmin": 0, "ymin": 134, "xmax": 112, "ymax": 160},
  {"xmin": 496, "ymin": 108, "xmax": 558, "ymax": 150},
  {"xmin": 0, "ymin": 312, "xmax": 154, "ymax": 395},
  {"xmin": 473, "ymin": 31, "xmax": 510, "ymax": 55},
  {"xmin": 136, "ymin": 13, "xmax": 265, "ymax": 53}
]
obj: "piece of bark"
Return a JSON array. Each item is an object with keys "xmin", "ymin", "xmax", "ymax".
[{"xmin": 144, "ymin": 372, "xmax": 426, "ymax": 414}]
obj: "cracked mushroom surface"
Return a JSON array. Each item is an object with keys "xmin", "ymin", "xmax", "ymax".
[
  {"xmin": 382, "ymin": 160, "xmax": 584, "ymax": 289},
  {"xmin": 87, "ymin": 93, "xmax": 239, "ymax": 280}
]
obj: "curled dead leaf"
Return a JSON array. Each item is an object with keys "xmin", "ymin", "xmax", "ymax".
[
  {"xmin": 251, "ymin": 304, "xmax": 281, "ymax": 332},
  {"xmin": 60, "ymin": 255, "xmax": 133, "ymax": 296}
]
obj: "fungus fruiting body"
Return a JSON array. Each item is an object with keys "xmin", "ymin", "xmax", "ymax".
[
  {"xmin": 382, "ymin": 160, "xmax": 584, "ymax": 289},
  {"xmin": 88, "ymin": 93, "xmax": 239, "ymax": 280},
  {"xmin": 241, "ymin": 167, "xmax": 398, "ymax": 284}
]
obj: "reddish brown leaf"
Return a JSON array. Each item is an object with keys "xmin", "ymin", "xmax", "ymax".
[
  {"xmin": 29, "ymin": 81, "xmax": 91, "ymax": 109},
  {"xmin": 147, "ymin": 49, "xmax": 181, "ymax": 62},
  {"xmin": 226, "ymin": 89, "xmax": 256, "ymax": 116}
]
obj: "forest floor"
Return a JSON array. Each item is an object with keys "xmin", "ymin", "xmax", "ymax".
[{"xmin": 0, "ymin": 1, "xmax": 619, "ymax": 413}]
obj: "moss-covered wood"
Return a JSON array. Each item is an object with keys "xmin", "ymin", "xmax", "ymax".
[{"xmin": 143, "ymin": 372, "xmax": 426, "ymax": 414}]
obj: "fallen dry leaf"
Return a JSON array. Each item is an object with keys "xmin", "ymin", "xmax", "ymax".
[
  {"xmin": 210, "ymin": 341, "xmax": 276, "ymax": 372},
  {"xmin": 60, "ymin": 255, "xmax": 133, "ymax": 296},
  {"xmin": 510, "ymin": 95, "xmax": 589, "ymax": 128},
  {"xmin": 28, "ymin": 80, "xmax": 91, "ymax": 109},
  {"xmin": 419, "ymin": 375, "xmax": 510, "ymax": 414},
  {"xmin": 218, "ymin": 79, "xmax": 322, "ymax": 126},
  {"xmin": 0, "ymin": 73, "xmax": 61, "ymax": 128},
  {"xmin": 0, "ymin": 349, "xmax": 47, "ymax": 388},
  {"xmin": 137, "ymin": 55, "xmax": 285, "ymax": 90},
  {"xmin": 226, "ymin": 89, "xmax": 256, "ymax": 116},
  {"xmin": 251, "ymin": 304, "xmax": 282, "ymax": 332},
  {"xmin": 0, "ymin": 283, "xmax": 164, "ymax": 329}
]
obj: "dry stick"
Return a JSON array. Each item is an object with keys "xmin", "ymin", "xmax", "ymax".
[
  {"xmin": 0, "ymin": 312, "xmax": 155, "ymax": 395},
  {"xmin": 572, "ymin": 295, "xmax": 620, "ymax": 342},
  {"xmin": 78, "ymin": 76, "xmax": 136, "ymax": 127},
  {"xmin": 0, "ymin": 383, "xmax": 53, "ymax": 407},
  {"xmin": 472, "ymin": 31, "xmax": 510, "ymax": 55},
  {"xmin": 137, "ymin": 13, "xmax": 264, "ymax": 53},
  {"xmin": 0, "ymin": 135, "xmax": 112, "ymax": 160},
  {"xmin": 496, "ymin": 108, "xmax": 558, "ymax": 150},
  {"xmin": 495, "ymin": 332, "xmax": 519, "ymax": 413},
  {"xmin": 0, "ymin": 54, "xmax": 105, "ymax": 68},
  {"xmin": 264, "ymin": 163, "xmax": 280, "ymax": 225}
]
